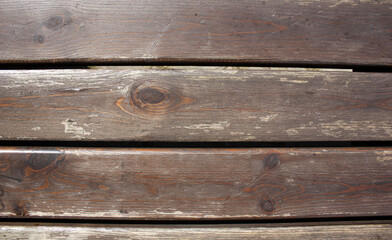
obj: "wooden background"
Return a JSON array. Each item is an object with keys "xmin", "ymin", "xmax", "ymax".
[{"xmin": 0, "ymin": 0, "xmax": 391, "ymax": 238}]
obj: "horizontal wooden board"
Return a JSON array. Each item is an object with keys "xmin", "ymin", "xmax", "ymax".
[
  {"xmin": 1, "ymin": 222, "xmax": 392, "ymax": 239},
  {"xmin": 0, "ymin": 0, "xmax": 391, "ymax": 65},
  {"xmin": 0, "ymin": 68, "xmax": 391, "ymax": 141},
  {"xmin": 0, "ymin": 147, "xmax": 391, "ymax": 219}
]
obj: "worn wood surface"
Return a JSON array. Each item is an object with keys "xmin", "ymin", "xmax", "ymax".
[
  {"xmin": 0, "ymin": 0, "xmax": 391, "ymax": 65},
  {"xmin": 0, "ymin": 147, "xmax": 391, "ymax": 219},
  {"xmin": 0, "ymin": 68, "xmax": 391, "ymax": 141},
  {"xmin": 1, "ymin": 222, "xmax": 392, "ymax": 239}
]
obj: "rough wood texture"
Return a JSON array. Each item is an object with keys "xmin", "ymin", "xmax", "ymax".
[
  {"xmin": 1, "ymin": 222, "xmax": 392, "ymax": 239},
  {"xmin": 0, "ymin": 0, "xmax": 391, "ymax": 65},
  {"xmin": 0, "ymin": 147, "xmax": 391, "ymax": 219},
  {"xmin": 0, "ymin": 68, "xmax": 391, "ymax": 141}
]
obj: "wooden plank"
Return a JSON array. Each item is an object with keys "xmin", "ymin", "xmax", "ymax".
[
  {"xmin": 1, "ymin": 68, "xmax": 391, "ymax": 141},
  {"xmin": 0, "ymin": 147, "xmax": 391, "ymax": 219},
  {"xmin": 1, "ymin": 222, "xmax": 392, "ymax": 239},
  {"xmin": 0, "ymin": 0, "xmax": 391, "ymax": 65}
]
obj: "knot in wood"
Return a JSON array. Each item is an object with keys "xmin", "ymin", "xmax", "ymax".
[
  {"xmin": 137, "ymin": 87, "xmax": 165, "ymax": 104},
  {"xmin": 34, "ymin": 34, "xmax": 45, "ymax": 44},
  {"xmin": 260, "ymin": 198, "xmax": 276, "ymax": 213},
  {"xmin": 44, "ymin": 16, "xmax": 64, "ymax": 30},
  {"xmin": 27, "ymin": 153, "xmax": 58, "ymax": 170},
  {"xmin": 13, "ymin": 202, "xmax": 28, "ymax": 216},
  {"xmin": 129, "ymin": 83, "xmax": 194, "ymax": 115},
  {"xmin": 263, "ymin": 153, "xmax": 279, "ymax": 170}
]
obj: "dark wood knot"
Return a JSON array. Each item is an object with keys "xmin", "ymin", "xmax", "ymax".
[
  {"xmin": 13, "ymin": 202, "xmax": 28, "ymax": 216},
  {"xmin": 260, "ymin": 198, "xmax": 276, "ymax": 213},
  {"xmin": 44, "ymin": 16, "xmax": 64, "ymax": 30},
  {"xmin": 263, "ymin": 153, "xmax": 279, "ymax": 170},
  {"xmin": 34, "ymin": 34, "xmax": 45, "ymax": 44},
  {"xmin": 137, "ymin": 87, "xmax": 165, "ymax": 104},
  {"xmin": 27, "ymin": 153, "xmax": 58, "ymax": 170},
  {"xmin": 129, "ymin": 84, "xmax": 195, "ymax": 115},
  {"xmin": 34, "ymin": 11, "xmax": 74, "ymax": 45}
]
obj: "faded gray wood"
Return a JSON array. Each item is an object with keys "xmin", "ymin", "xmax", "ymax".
[
  {"xmin": 0, "ymin": 0, "xmax": 391, "ymax": 65},
  {"xmin": 1, "ymin": 222, "xmax": 392, "ymax": 239},
  {"xmin": 0, "ymin": 147, "xmax": 391, "ymax": 219},
  {"xmin": 0, "ymin": 67, "xmax": 391, "ymax": 141}
]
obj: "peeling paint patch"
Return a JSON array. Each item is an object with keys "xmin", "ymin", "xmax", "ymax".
[
  {"xmin": 184, "ymin": 121, "xmax": 230, "ymax": 130},
  {"xmin": 31, "ymin": 127, "xmax": 41, "ymax": 131},
  {"xmin": 230, "ymin": 132, "xmax": 245, "ymax": 136},
  {"xmin": 279, "ymin": 78, "xmax": 308, "ymax": 84},
  {"xmin": 286, "ymin": 178, "xmax": 294, "ymax": 183},
  {"xmin": 320, "ymin": 120, "xmax": 379, "ymax": 137},
  {"xmin": 375, "ymin": 151, "xmax": 392, "ymax": 164},
  {"xmin": 242, "ymin": 136, "xmax": 256, "ymax": 140},
  {"xmin": 286, "ymin": 129, "xmax": 299, "ymax": 136},
  {"xmin": 320, "ymin": 129, "xmax": 341, "ymax": 138},
  {"xmin": 286, "ymin": 120, "xmax": 392, "ymax": 138},
  {"xmin": 259, "ymin": 114, "xmax": 278, "ymax": 122},
  {"xmin": 61, "ymin": 119, "xmax": 91, "ymax": 139},
  {"xmin": 384, "ymin": 128, "xmax": 392, "ymax": 137}
]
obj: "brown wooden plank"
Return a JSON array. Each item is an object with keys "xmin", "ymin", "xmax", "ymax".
[
  {"xmin": 1, "ymin": 222, "xmax": 392, "ymax": 239},
  {"xmin": 0, "ymin": 0, "xmax": 391, "ymax": 65},
  {"xmin": 0, "ymin": 147, "xmax": 391, "ymax": 219},
  {"xmin": 0, "ymin": 68, "xmax": 391, "ymax": 141}
]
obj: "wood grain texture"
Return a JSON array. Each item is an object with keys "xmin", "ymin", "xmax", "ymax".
[
  {"xmin": 0, "ymin": 147, "xmax": 391, "ymax": 219},
  {"xmin": 1, "ymin": 67, "xmax": 391, "ymax": 141},
  {"xmin": 1, "ymin": 222, "xmax": 392, "ymax": 239},
  {"xmin": 0, "ymin": 0, "xmax": 391, "ymax": 65}
]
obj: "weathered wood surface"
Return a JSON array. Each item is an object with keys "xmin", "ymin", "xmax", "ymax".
[
  {"xmin": 1, "ymin": 222, "xmax": 392, "ymax": 239},
  {"xmin": 1, "ymin": 68, "xmax": 391, "ymax": 141},
  {"xmin": 0, "ymin": 0, "xmax": 391, "ymax": 65},
  {"xmin": 0, "ymin": 147, "xmax": 391, "ymax": 219}
]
